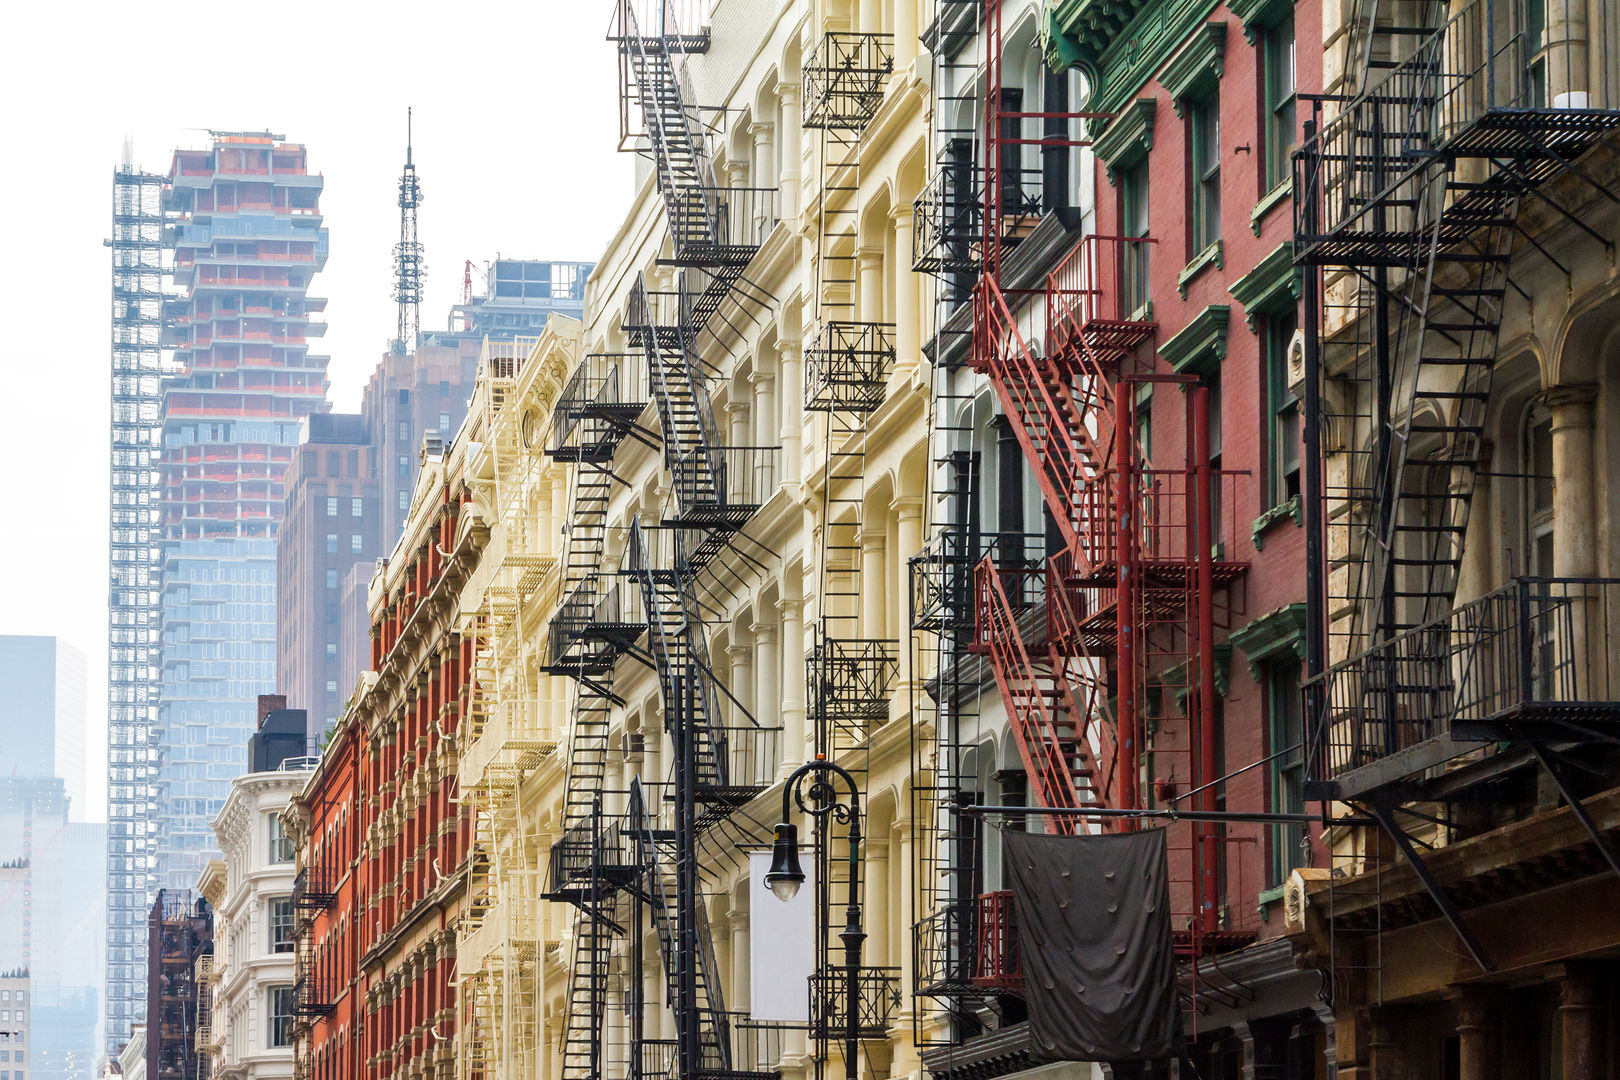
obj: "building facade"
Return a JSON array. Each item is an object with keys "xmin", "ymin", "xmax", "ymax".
[
  {"xmin": 285, "ymin": 430, "xmax": 485, "ymax": 1080},
  {"xmin": 1292, "ymin": 0, "xmax": 1620, "ymax": 1076},
  {"xmin": 196, "ymin": 732, "xmax": 311, "ymax": 1080},
  {"xmin": 276, "ymin": 415, "xmax": 380, "ymax": 733},
  {"xmin": 142, "ymin": 893, "xmax": 211, "ymax": 1080},
  {"xmin": 152, "ymin": 131, "xmax": 330, "ymax": 903},
  {"xmin": 1, "ymin": 968, "xmax": 29, "ymax": 1080},
  {"xmin": 0, "ymin": 637, "xmax": 89, "ymax": 812}
]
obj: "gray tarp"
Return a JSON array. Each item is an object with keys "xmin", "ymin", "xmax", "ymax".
[{"xmin": 1003, "ymin": 828, "xmax": 1179, "ymax": 1062}]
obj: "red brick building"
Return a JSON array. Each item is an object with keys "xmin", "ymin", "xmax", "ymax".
[{"xmin": 287, "ymin": 435, "xmax": 485, "ymax": 1080}]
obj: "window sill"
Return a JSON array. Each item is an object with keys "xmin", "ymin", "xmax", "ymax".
[
  {"xmin": 1177, "ymin": 240, "xmax": 1223, "ymax": 298},
  {"xmin": 1256, "ymin": 883, "xmax": 1287, "ymax": 920},
  {"xmin": 1128, "ymin": 300, "xmax": 1154, "ymax": 322},
  {"xmin": 1250, "ymin": 181, "xmax": 1291, "ymax": 236},
  {"xmin": 1251, "ymin": 494, "xmax": 1302, "ymax": 550}
]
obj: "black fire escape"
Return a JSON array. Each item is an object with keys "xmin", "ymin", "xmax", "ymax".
[
  {"xmin": 543, "ymin": 4, "xmax": 785, "ymax": 1080},
  {"xmin": 1295, "ymin": 0, "xmax": 1620, "ymax": 978}
]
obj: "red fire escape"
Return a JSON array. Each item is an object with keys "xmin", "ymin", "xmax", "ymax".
[{"xmin": 967, "ymin": 0, "xmax": 1249, "ymax": 990}]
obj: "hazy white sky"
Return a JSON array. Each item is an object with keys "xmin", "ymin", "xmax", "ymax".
[{"xmin": 0, "ymin": 0, "xmax": 634, "ymax": 819}]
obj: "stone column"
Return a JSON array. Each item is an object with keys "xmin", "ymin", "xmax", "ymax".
[
  {"xmin": 753, "ymin": 622, "xmax": 780, "ymax": 752},
  {"xmin": 778, "ymin": 340, "xmax": 804, "ymax": 489},
  {"xmin": 893, "ymin": 0, "xmax": 917, "ymax": 73},
  {"xmin": 728, "ymin": 640, "xmax": 755, "ymax": 731},
  {"xmin": 893, "ymin": 818, "xmax": 917, "ymax": 1006},
  {"xmin": 1365, "ymin": 1006, "xmax": 1410, "ymax": 1080},
  {"xmin": 893, "ymin": 496, "xmax": 924, "ymax": 697},
  {"xmin": 779, "ymin": 596, "xmax": 808, "ymax": 772},
  {"xmin": 728, "ymin": 906, "xmax": 752, "ymax": 1014},
  {"xmin": 858, "ymin": 246, "xmax": 886, "ymax": 325},
  {"xmin": 864, "ymin": 835, "xmax": 890, "ymax": 965},
  {"xmin": 858, "ymin": 0, "xmax": 879, "ymax": 37},
  {"xmin": 1545, "ymin": 0, "xmax": 1590, "ymax": 106},
  {"xmin": 752, "ymin": 368, "xmax": 778, "ymax": 488},
  {"xmin": 777, "ymin": 85, "xmax": 802, "ymax": 221},
  {"xmin": 1546, "ymin": 383, "xmax": 1599, "ymax": 577},
  {"xmin": 1545, "ymin": 383, "xmax": 1603, "ymax": 698},
  {"xmin": 861, "ymin": 527, "xmax": 887, "ymax": 640},
  {"xmin": 752, "ymin": 121, "xmax": 775, "ymax": 206},
  {"xmin": 891, "ymin": 206, "xmax": 919, "ymax": 378},
  {"xmin": 1452, "ymin": 985, "xmax": 1500, "ymax": 1080},
  {"xmin": 1558, "ymin": 963, "xmax": 1606, "ymax": 1080}
]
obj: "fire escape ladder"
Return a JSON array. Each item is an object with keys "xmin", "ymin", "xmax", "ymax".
[
  {"xmin": 974, "ymin": 555, "xmax": 1106, "ymax": 829},
  {"xmin": 628, "ymin": 779, "xmax": 733, "ymax": 1075},
  {"xmin": 561, "ymin": 898, "xmax": 621, "ymax": 1080},
  {"xmin": 971, "ymin": 273, "xmax": 1111, "ymax": 572},
  {"xmin": 629, "ymin": 519, "xmax": 730, "ymax": 802}
]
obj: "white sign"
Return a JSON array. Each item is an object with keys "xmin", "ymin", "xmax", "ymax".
[{"xmin": 748, "ymin": 849, "xmax": 814, "ymax": 1022}]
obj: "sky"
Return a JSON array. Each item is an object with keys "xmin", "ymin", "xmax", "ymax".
[{"xmin": 0, "ymin": 0, "xmax": 634, "ymax": 821}]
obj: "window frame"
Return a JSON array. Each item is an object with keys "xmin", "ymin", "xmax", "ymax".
[
  {"xmin": 1189, "ymin": 94, "xmax": 1222, "ymax": 254},
  {"xmin": 267, "ymin": 985, "xmax": 295, "ymax": 1048},
  {"xmin": 1266, "ymin": 311, "xmax": 1302, "ymax": 508},
  {"xmin": 1267, "ymin": 658, "xmax": 1306, "ymax": 886},
  {"xmin": 269, "ymin": 814, "xmax": 294, "ymax": 864},
  {"xmin": 1262, "ymin": 13, "xmax": 1297, "ymax": 194},
  {"xmin": 269, "ymin": 897, "xmax": 296, "ymax": 954},
  {"xmin": 1121, "ymin": 159, "xmax": 1151, "ymax": 316}
]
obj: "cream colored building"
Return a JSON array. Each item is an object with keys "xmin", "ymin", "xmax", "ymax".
[{"xmin": 199, "ymin": 767, "xmax": 309, "ymax": 1080}]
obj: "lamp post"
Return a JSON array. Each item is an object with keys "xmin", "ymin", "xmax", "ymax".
[{"xmin": 763, "ymin": 755, "xmax": 863, "ymax": 1080}]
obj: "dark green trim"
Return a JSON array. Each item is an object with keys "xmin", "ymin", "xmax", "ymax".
[
  {"xmin": 1160, "ymin": 22, "xmax": 1227, "ymax": 116},
  {"xmin": 1046, "ymin": 0, "xmax": 1224, "ymax": 117},
  {"xmin": 1230, "ymin": 602, "xmax": 1308, "ymax": 679},
  {"xmin": 1093, "ymin": 98, "xmax": 1157, "ymax": 177},
  {"xmin": 1251, "ymin": 493, "xmax": 1302, "ymax": 549},
  {"xmin": 1229, "ymin": 242, "xmax": 1302, "ymax": 331},
  {"xmin": 1249, "ymin": 181, "xmax": 1291, "ymax": 236},
  {"xmin": 1162, "ymin": 643, "xmax": 1233, "ymax": 710},
  {"xmin": 1226, "ymin": 0, "xmax": 1296, "ymax": 42},
  {"xmin": 1177, "ymin": 240, "xmax": 1224, "ymax": 299},
  {"xmin": 1159, "ymin": 304, "xmax": 1229, "ymax": 377}
]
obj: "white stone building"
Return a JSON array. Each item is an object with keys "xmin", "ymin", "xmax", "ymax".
[{"xmin": 199, "ymin": 766, "xmax": 311, "ymax": 1080}]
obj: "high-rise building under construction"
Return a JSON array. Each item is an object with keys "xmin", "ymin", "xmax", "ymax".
[{"xmin": 105, "ymin": 131, "xmax": 329, "ymax": 1053}]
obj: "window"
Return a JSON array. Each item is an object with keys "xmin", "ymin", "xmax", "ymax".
[
  {"xmin": 1524, "ymin": 403, "xmax": 1555, "ymax": 575},
  {"xmin": 269, "ymin": 815, "xmax": 294, "ymax": 864},
  {"xmin": 438, "ymin": 412, "xmax": 451, "ymax": 433},
  {"xmin": 351, "ymin": 534, "xmax": 363, "ymax": 553},
  {"xmin": 398, "ymin": 491, "xmax": 410, "ymax": 511},
  {"xmin": 1121, "ymin": 159, "xmax": 1150, "ymax": 315},
  {"xmin": 326, "ymin": 568, "xmax": 338, "ymax": 590},
  {"xmin": 269, "ymin": 898, "xmax": 296, "ymax": 954},
  {"xmin": 325, "ymin": 497, "xmax": 338, "ymax": 517},
  {"xmin": 1526, "ymin": 0, "xmax": 1546, "ymax": 105},
  {"xmin": 1266, "ymin": 312, "xmax": 1301, "ymax": 506},
  {"xmin": 398, "ymin": 456, "xmax": 409, "ymax": 478},
  {"xmin": 1268, "ymin": 660, "xmax": 1306, "ymax": 885},
  {"xmin": 327, "ymin": 680, "xmax": 338, "ymax": 695},
  {"xmin": 1206, "ymin": 376, "xmax": 1224, "ymax": 551},
  {"xmin": 268, "ymin": 985, "xmax": 295, "ymax": 1048},
  {"xmin": 1263, "ymin": 14, "xmax": 1297, "ymax": 193},
  {"xmin": 1190, "ymin": 95, "xmax": 1221, "ymax": 253},
  {"xmin": 399, "ymin": 421, "xmax": 410, "ymax": 442},
  {"xmin": 325, "ymin": 533, "xmax": 337, "ymax": 554},
  {"xmin": 351, "ymin": 497, "xmax": 364, "ymax": 517},
  {"xmin": 326, "ymin": 643, "xmax": 338, "ymax": 661}
]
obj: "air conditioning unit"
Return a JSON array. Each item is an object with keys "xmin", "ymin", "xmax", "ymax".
[{"xmin": 620, "ymin": 731, "xmax": 645, "ymax": 763}]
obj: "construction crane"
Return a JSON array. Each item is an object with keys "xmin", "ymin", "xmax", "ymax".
[{"xmin": 393, "ymin": 107, "xmax": 424, "ymax": 354}]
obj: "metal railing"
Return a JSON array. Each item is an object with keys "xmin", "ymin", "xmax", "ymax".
[
  {"xmin": 1309, "ymin": 577, "xmax": 1620, "ymax": 786},
  {"xmin": 973, "ymin": 890, "xmax": 1021, "ymax": 989},
  {"xmin": 1045, "ymin": 235, "xmax": 1157, "ymax": 363},
  {"xmin": 809, "ymin": 967, "xmax": 902, "ymax": 1039},
  {"xmin": 803, "ymin": 33, "xmax": 895, "ymax": 129},
  {"xmin": 809, "ymin": 639, "xmax": 900, "ymax": 722},
  {"xmin": 805, "ymin": 321, "xmax": 897, "ymax": 412}
]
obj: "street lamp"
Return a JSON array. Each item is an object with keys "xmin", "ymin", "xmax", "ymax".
[{"xmin": 764, "ymin": 754, "xmax": 864, "ymax": 1080}]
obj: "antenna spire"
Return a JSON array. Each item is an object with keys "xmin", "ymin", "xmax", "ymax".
[{"xmin": 394, "ymin": 107, "xmax": 424, "ymax": 354}]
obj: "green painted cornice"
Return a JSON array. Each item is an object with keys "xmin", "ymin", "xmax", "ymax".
[
  {"xmin": 1159, "ymin": 304, "xmax": 1230, "ymax": 377},
  {"xmin": 1162, "ymin": 643, "xmax": 1234, "ymax": 710},
  {"xmin": 1225, "ymin": 0, "xmax": 1296, "ymax": 42},
  {"xmin": 1092, "ymin": 98, "xmax": 1156, "ymax": 177},
  {"xmin": 1228, "ymin": 243, "xmax": 1303, "ymax": 330},
  {"xmin": 1047, "ymin": 0, "xmax": 1223, "ymax": 117},
  {"xmin": 1044, "ymin": 0, "xmax": 1156, "ymax": 75},
  {"xmin": 1229, "ymin": 603, "xmax": 1308, "ymax": 679},
  {"xmin": 1160, "ymin": 22, "xmax": 1227, "ymax": 116}
]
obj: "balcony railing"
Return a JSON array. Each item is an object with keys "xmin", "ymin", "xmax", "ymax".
[
  {"xmin": 551, "ymin": 352, "xmax": 649, "ymax": 462},
  {"xmin": 803, "ymin": 33, "xmax": 894, "ymax": 130},
  {"xmin": 293, "ymin": 974, "xmax": 335, "ymax": 1018},
  {"xmin": 809, "ymin": 967, "xmax": 901, "ymax": 1040},
  {"xmin": 972, "ymin": 890, "xmax": 1021, "ymax": 989},
  {"xmin": 805, "ymin": 322, "xmax": 896, "ymax": 413},
  {"xmin": 668, "ymin": 445, "xmax": 780, "ymax": 531},
  {"xmin": 547, "ymin": 574, "xmax": 647, "ymax": 669},
  {"xmin": 1308, "ymin": 577, "xmax": 1620, "ymax": 799},
  {"xmin": 545, "ymin": 809, "xmax": 640, "ymax": 899},
  {"xmin": 809, "ymin": 639, "xmax": 900, "ymax": 724},
  {"xmin": 1045, "ymin": 235, "xmax": 1157, "ymax": 366}
]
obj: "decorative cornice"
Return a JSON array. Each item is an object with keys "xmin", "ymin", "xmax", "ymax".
[
  {"xmin": 1226, "ymin": 0, "xmax": 1297, "ymax": 42},
  {"xmin": 1229, "ymin": 243, "xmax": 1303, "ymax": 330},
  {"xmin": 1092, "ymin": 98, "xmax": 1157, "ymax": 178},
  {"xmin": 1160, "ymin": 22, "xmax": 1228, "ymax": 116},
  {"xmin": 1229, "ymin": 603, "xmax": 1309, "ymax": 679},
  {"xmin": 1160, "ymin": 304, "xmax": 1231, "ymax": 378}
]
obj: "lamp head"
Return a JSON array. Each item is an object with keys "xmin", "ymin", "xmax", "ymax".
[{"xmin": 764, "ymin": 822, "xmax": 804, "ymax": 902}]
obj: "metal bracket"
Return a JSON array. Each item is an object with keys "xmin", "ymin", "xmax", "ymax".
[
  {"xmin": 1367, "ymin": 800, "xmax": 1493, "ymax": 972},
  {"xmin": 1531, "ymin": 744, "xmax": 1620, "ymax": 883}
]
